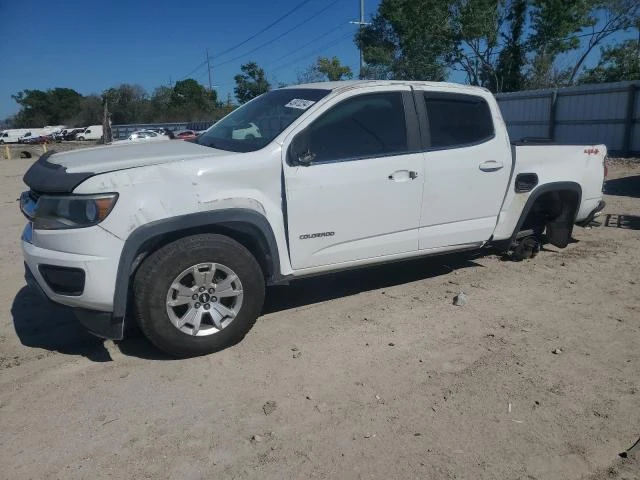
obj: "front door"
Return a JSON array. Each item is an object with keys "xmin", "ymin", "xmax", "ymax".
[{"xmin": 283, "ymin": 87, "xmax": 424, "ymax": 270}]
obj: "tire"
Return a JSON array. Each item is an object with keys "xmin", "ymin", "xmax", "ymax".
[
  {"xmin": 133, "ymin": 234, "xmax": 265, "ymax": 357},
  {"xmin": 77, "ymin": 136, "xmax": 84, "ymax": 141},
  {"xmin": 512, "ymin": 236, "xmax": 540, "ymax": 262}
]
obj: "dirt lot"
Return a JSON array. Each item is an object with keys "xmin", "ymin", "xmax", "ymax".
[{"xmin": 0, "ymin": 157, "xmax": 638, "ymax": 480}]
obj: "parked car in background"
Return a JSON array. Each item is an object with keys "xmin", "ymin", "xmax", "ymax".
[
  {"xmin": 18, "ymin": 129, "xmax": 51, "ymax": 143},
  {"xmin": 63, "ymin": 128, "xmax": 86, "ymax": 141},
  {"xmin": 175, "ymin": 130, "xmax": 197, "ymax": 141},
  {"xmin": 122, "ymin": 130, "xmax": 171, "ymax": 142},
  {"xmin": 24, "ymin": 134, "xmax": 52, "ymax": 144},
  {"xmin": 147, "ymin": 127, "xmax": 175, "ymax": 138},
  {"xmin": 77, "ymin": 125, "xmax": 104, "ymax": 141},
  {"xmin": 0, "ymin": 129, "xmax": 30, "ymax": 144},
  {"xmin": 232, "ymin": 122, "xmax": 261, "ymax": 140}
]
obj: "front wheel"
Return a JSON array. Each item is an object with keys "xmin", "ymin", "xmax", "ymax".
[{"xmin": 133, "ymin": 234, "xmax": 265, "ymax": 357}]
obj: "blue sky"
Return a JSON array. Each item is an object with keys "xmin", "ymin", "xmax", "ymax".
[
  {"xmin": 0, "ymin": 0, "xmax": 372, "ymax": 118},
  {"xmin": 0, "ymin": 0, "xmax": 636, "ymax": 120}
]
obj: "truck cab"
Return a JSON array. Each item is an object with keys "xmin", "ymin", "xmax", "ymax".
[{"xmin": 20, "ymin": 81, "xmax": 607, "ymax": 356}]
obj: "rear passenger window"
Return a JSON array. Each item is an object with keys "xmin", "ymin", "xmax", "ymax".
[
  {"xmin": 306, "ymin": 92, "xmax": 408, "ymax": 163},
  {"xmin": 423, "ymin": 93, "xmax": 494, "ymax": 148}
]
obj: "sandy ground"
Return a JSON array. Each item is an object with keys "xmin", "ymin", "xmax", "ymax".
[{"xmin": 0, "ymin": 157, "xmax": 638, "ymax": 480}]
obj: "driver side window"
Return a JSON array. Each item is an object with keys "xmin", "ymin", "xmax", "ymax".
[{"xmin": 303, "ymin": 91, "xmax": 408, "ymax": 163}]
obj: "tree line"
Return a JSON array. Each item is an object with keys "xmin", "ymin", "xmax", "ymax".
[
  {"xmin": 4, "ymin": 55, "xmax": 352, "ymax": 129},
  {"xmin": 6, "ymin": 79, "xmax": 233, "ymax": 129}
]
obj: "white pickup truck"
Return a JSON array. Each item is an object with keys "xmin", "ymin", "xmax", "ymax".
[{"xmin": 19, "ymin": 81, "xmax": 607, "ymax": 357}]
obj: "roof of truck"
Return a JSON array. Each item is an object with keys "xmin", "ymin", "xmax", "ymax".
[{"xmin": 284, "ymin": 80, "xmax": 489, "ymax": 95}]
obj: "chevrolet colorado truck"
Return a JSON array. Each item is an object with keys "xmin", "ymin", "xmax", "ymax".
[{"xmin": 19, "ymin": 81, "xmax": 607, "ymax": 357}]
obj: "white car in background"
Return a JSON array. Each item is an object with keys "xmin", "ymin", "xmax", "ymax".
[
  {"xmin": 125, "ymin": 130, "xmax": 171, "ymax": 142},
  {"xmin": 232, "ymin": 122, "xmax": 261, "ymax": 140}
]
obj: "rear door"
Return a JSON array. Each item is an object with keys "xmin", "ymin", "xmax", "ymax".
[
  {"xmin": 283, "ymin": 86, "xmax": 425, "ymax": 270},
  {"xmin": 414, "ymin": 89, "xmax": 512, "ymax": 250}
]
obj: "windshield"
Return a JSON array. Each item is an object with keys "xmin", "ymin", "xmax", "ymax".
[{"xmin": 197, "ymin": 88, "xmax": 330, "ymax": 152}]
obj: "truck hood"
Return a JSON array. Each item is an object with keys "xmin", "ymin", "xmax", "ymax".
[
  {"xmin": 49, "ymin": 140, "xmax": 225, "ymax": 174},
  {"xmin": 23, "ymin": 140, "xmax": 232, "ymax": 194}
]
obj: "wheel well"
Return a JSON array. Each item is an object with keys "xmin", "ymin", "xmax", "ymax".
[
  {"xmin": 520, "ymin": 190, "xmax": 579, "ymax": 230},
  {"xmin": 514, "ymin": 188, "xmax": 580, "ymax": 248},
  {"xmin": 131, "ymin": 222, "xmax": 276, "ymax": 283}
]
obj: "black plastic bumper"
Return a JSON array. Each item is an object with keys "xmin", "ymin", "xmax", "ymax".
[{"xmin": 24, "ymin": 263, "xmax": 124, "ymax": 340}]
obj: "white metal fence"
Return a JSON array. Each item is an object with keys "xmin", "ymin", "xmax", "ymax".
[{"xmin": 496, "ymin": 80, "xmax": 640, "ymax": 156}]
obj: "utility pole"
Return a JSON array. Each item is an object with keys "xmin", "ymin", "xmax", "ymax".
[
  {"xmin": 359, "ymin": 0, "xmax": 364, "ymax": 77},
  {"xmin": 206, "ymin": 49, "xmax": 213, "ymax": 93},
  {"xmin": 350, "ymin": 0, "xmax": 369, "ymax": 79}
]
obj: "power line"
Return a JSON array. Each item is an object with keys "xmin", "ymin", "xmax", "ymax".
[
  {"xmin": 270, "ymin": 30, "xmax": 356, "ymax": 73},
  {"xmin": 266, "ymin": 22, "xmax": 351, "ymax": 68},
  {"xmin": 177, "ymin": 0, "xmax": 316, "ymax": 83},
  {"xmin": 211, "ymin": 27, "xmax": 355, "ymax": 90},
  {"xmin": 214, "ymin": 0, "xmax": 343, "ymax": 68},
  {"xmin": 180, "ymin": 60, "xmax": 208, "ymax": 81},
  {"xmin": 214, "ymin": 0, "xmax": 315, "ymax": 59}
]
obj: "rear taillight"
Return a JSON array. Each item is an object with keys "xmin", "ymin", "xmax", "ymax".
[{"xmin": 603, "ymin": 158, "xmax": 608, "ymax": 178}]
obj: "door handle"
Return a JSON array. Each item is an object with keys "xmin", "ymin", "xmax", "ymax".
[
  {"xmin": 388, "ymin": 170, "xmax": 419, "ymax": 182},
  {"xmin": 479, "ymin": 160, "xmax": 504, "ymax": 172}
]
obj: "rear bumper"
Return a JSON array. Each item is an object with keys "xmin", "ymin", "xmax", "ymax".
[
  {"xmin": 24, "ymin": 263, "xmax": 124, "ymax": 340},
  {"xmin": 576, "ymin": 200, "xmax": 606, "ymax": 227}
]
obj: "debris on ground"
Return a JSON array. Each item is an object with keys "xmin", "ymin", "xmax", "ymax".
[
  {"xmin": 453, "ymin": 292, "xmax": 468, "ymax": 306},
  {"xmin": 263, "ymin": 401, "xmax": 277, "ymax": 415},
  {"xmin": 552, "ymin": 348, "xmax": 563, "ymax": 355},
  {"xmin": 619, "ymin": 436, "xmax": 640, "ymax": 458}
]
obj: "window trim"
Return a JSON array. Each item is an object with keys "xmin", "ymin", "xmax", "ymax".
[
  {"xmin": 287, "ymin": 90, "xmax": 421, "ymax": 167},
  {"xmin": 416, "ymin": 91, "xmax": 496, "ymax": 152}
]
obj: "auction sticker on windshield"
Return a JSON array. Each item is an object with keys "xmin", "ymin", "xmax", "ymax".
[{"xmin": 285, "ymin": 99, "xmax": 316, "ymax": 110}]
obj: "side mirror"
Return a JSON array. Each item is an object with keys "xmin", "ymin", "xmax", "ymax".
[
  {"xmin": 289, "ymin": 129, "xmax": 315, "ymax": 166},
  {"xmin": 297, "ymin": 149, "xmax": 316, "ymax": 165}
]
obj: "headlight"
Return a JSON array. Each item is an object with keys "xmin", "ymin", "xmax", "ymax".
[{"xmin": 30, "ymin": 193, "xmax": 118, "ymax": 230}]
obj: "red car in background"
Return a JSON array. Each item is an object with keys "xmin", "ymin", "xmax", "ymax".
[{"xmin": 175, "ymin": 130, "xmax": 197, "ymax": 141}]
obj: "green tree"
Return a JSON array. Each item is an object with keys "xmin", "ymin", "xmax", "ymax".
[
  {"xmin": 11, "ymin": 87, "xmax": 82, "ymax": 126},
  {"xmin": 448, "ymin": 0, "xmax": 502, "ymax": 88},
  {"xmin": 356, "ymin": 0, "xmax": 452, "ymax": 81},
  {"xmin": 527, "ymin": 0, "xmax": 639, "ymax": 87},
  {"xmin": 102, "ymin": 84, "xmax": 149, "ymax": 124},
  {"xmin": 297, "ymin": 63, "xmax": 325, "ymax": 84},
  {"xmin": 492, "ymin": 0, "xmax": 527, "ymax": 92},
  {"xmin": 578, "ymin": 39, "xmax": 640, "ymax": 83},
  {"xmin": 317, "ymin": 56, "xmax": 353, "ymax": 81},
  {"xmin": 149, "ymin": 86, "xmax": 174, "ymax": 122},
  {"xmin": 234, "ymin": 62, "xmax": 271, "ymax": 104},
  {"xmin": 171, "ymin": 79, "xmax": 215, "ymax": 108},
  {"xmin": 297, "ymin": 56, "xmax": 353, "ymax": 83},
  {"xmin": 565, "ymin": 0, "xmax": 640, "ymax": 84},
  {"xmin": 66, "ymin": 94, "xmax": 103, "ymax": 126}
]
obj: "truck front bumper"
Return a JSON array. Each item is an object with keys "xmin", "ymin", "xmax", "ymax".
[
  {"xmin": 24, "ymin": 262, "xmax": 124, "ymax": 340},
  {"xmin": 21, "ymin": 224, "xmax": 125, "ymax": 341}
]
